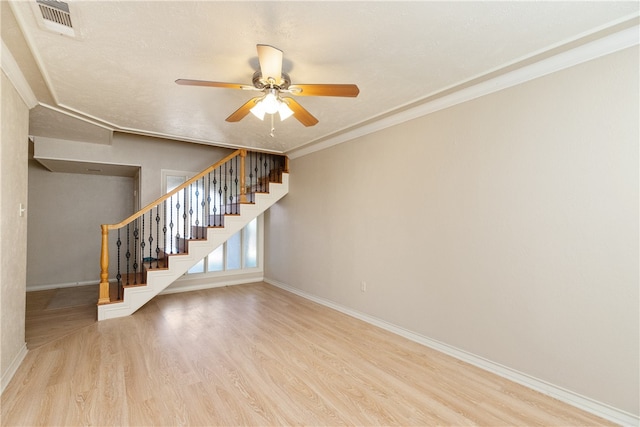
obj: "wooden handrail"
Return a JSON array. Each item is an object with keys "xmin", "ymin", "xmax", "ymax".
[
  {"xmin": 99, "ymin": 148, "xmax": 287, "ymax": 306},
  {"xmin": 100, "ymin": 149, "xmax": 244, "ymax": 305},
  {"xmin": 106, "ymin": 149, "xmax": 244, "ymax": 231}
]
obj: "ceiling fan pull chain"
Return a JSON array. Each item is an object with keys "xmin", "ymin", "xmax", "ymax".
[{"xmin": 270, "ymin": 114, "xmax": 276, "ymax": 138}]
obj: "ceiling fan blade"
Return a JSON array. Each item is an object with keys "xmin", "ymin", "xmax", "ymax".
[
  {"xmin": 226, "ymin": 97, "xmax": 261, "ymax": 122},
  {"xmin": 289, "ymin": 84, "xmax": 360, "ymax": 97},
  {"xmin": 257, "ymin": 44, "xmax": 283, "ymax": 86},
  {"xmin": 176, "ymin": 79, "xmax": 254, "ymax": 90},
  {"xmin": 282, "ymin": 97, "xmax": 319, "ymax": 127}
]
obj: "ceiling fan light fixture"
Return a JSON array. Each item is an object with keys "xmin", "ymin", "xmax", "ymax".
[
  {"xmin": 278, "ymin": 101, "xmax": 294, "ymax": 121},
  {"xmin": 250, "ymin": 91, "xmax": 293, "ymax": 122},
  {"xmin": 250, "ymin": 99, "xmax": 267, "ymax": 120},
  {"xmin": 262, "ymin": 92, "xmax": 280, "ymax": 114},
  {"xmin": 178, "ymin": 44, "xmax": 357, "ymax": 127}
]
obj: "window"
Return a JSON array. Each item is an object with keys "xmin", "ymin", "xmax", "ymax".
[
  {"xmin": 164, "ymin": 171, "xmax": 261, "ymax": 277},
  {"xmin": 208, "ymin": 245, "xmax": 224, "ymax": 272},
  {"xmin": 243, "ymin": 216, "xmax": 258, "ymax": 268},
  {"xmin": 187, "ymin": 218, "xmax": 259, "ymax": 275}
]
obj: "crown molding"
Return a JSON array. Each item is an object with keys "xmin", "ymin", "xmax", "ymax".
[
  {"xmin": 1, "ymin": 39, "xmax": 38, "ymax": 109},
  {"xmin": 287, "ymin": 23, "xmax": 639, "ymax": 160}
]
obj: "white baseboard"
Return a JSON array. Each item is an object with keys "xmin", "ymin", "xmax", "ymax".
[
  {"xmin": 26, "ymin": 279, "xmax": 100, "ymax": 292},
  {"xmin": 1, "ymin": 343, "xmax": 28, "ymax": 394},
  {"xmin": 264, "ymin": 278, "xmax": 639, "ymax": 427}
]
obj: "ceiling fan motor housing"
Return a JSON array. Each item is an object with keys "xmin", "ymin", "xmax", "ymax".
[
  {"xmin": 252, "ymin": 71, "xmax": 291, "ymax": 90},
  {"xmin": 176, "ymin": 44, "xmax": 358, "ymax": 126}
]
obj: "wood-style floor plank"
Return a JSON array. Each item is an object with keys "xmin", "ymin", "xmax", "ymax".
[
  {"xmin": 2, "ymin": 282, "xmax": 615, "ymax": 426},
  {"xmin": 25, "ymin": 286, "xmax": 98, "ymax": 350}
]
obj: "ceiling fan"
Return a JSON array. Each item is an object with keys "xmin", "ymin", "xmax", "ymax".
[{"xmin": 176, "ymin": 44, "xmax": 359, "ymax": 128}]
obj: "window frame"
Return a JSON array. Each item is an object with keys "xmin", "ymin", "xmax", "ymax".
[
  {"xmin": 162, "ymin": 169, "xmax": 264, "ymax": 279},
  {"xmin": 186, "ymin": 216, "xmax": 262, "ymax": 276}
]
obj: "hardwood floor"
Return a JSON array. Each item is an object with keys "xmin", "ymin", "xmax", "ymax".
[
  {"xmin": 25, "ymin": 285, "xmax": 98, "ymax": 349},
  {"xmin": 3, "ymin": 282, "xmax": 613, "ymax": 426}
]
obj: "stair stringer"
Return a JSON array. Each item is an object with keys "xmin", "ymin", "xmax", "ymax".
[{"xmin": 97, "ymin": 174, "xmax": 288, "ymax": 321}]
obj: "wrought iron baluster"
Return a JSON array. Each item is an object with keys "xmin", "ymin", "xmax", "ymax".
[
  {"xmin": 148, "ymin": 210, "xmax": 153, "ymax": 265},
  {"xmin": 253, "ymin": 153, "xmax": 260, "ymax": 198},
  {"xmin": 183, "ymin": 188, "xmax": 188, "ymax": 247},
  {"xmin": 206, "ymin": 173, "xmax": 212, "ymax": 227},
  {"xmin": 175, "ymin": 193, "xmax": 181, "ymax": 253},
  {"xmin": 189, "ymin": 183, "xmax": 193, "ymax": 239},
  {"xmin": 224, "ymin": 161, "xmax": 228, "ymax": 215},
  {"xmin": 116, "ymin": 229, "xmax": 122, "ymax": 299},
  {"xmin": 263, "ymin": 154, "xmax": 268, "ymax": 191},
  {"xmin": 194, "ymin": 180, "xmax": 200, "ymax": 239},
  {"xmin": 126, "ymin": 224, "xmax": 131, "ymax": 285},
  {"xmin": 213, "ymin": 170, "xmax": 219, "ymax": 226},
  {"xmin": 133, "ymin": 219, "xmax": 139, "ymax": 284},
  {"xmin": 140, "ymin": 214, "xmax": 146, "ymax": 279},
  {"xmin": 269, "ymin": 154, "xmax": 274, "ymax": 181},
  {"xmin": 155, "ymin": 207, "xmax": 161, "ymax": 269},
  {"xmin": 229, "ymin": 158, "xmax": 235, "ymax": 214},
  {"xmin": 253, "ymin": 151, "xmax": 258, "ymax": 200},
  {"xmin": 248, "ymin": 151, "xmax": 254, "ymax": 202},
  {"xmin": 200, "ymin": 177, "xmax": 205, "ymax": 237},
  {"xmin": 234, "ymin": 155, "xmax": 239, "ymax": 213},
  {"xmin": 257, "ymin": 153, "xmax": 263, "ymax": 192},
  {"xmin": 162, "ymin": 200, "xmax": 167, "ymax": 262},
  {"xmin": 169, "ymin": 195, "xmax": 174, "ymax": 253}
]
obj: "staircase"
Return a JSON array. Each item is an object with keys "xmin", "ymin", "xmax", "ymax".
[{"xmin": 97, "ymin": 150, "xmax": 288, "ymax": 321}]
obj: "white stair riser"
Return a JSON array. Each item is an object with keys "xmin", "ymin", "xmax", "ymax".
[{"xmin": 98, "ymin": 175, "xmax": 288, "ymax": 320}]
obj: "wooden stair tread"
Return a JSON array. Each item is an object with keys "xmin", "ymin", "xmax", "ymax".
[
  {"xmin": 123, "ymin": 283, "xmax": 147, "ymax": 289},
  {"xmin": 98, "ymin": 163, "xmax": 288, "ymax": 314}
]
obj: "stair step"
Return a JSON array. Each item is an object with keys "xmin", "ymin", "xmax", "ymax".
[
  {"xmin": 120, "ymin": 273, "xmax": 145, "ymax": 288},
  {"xmin": 108, "ymin": 280, "xmax": 122, "ymax": 302},
  {"xmin": 143, "ymin": 259, "xmax": 167, "ymax": 270},
  {"xmin": 111, "ymin": 207, "xmax": 270, "ymax": 293},
  {"xmin": 98, "ymin": 172, "xmax": 289, "ymax": 321}
]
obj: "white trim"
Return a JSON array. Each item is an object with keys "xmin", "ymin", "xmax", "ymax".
[
  {"xmin": 26, "ymin": 279, "xmax": 100, "ymax": 292},
  {"xmin": 287, "ymin": 23, "xmax": 640, "ymax": 160},
  {"xmin": 33, "ymin": 151, "xmax": 142, "ymax": 171},
  {"xmin": 1, "ymin": 40, "xmax": 38, "ymax": 108},
  {"xmin": 265, "ymin": 278, "xmax": 640, "ymax": 427},
  {"xmin": 38, "ymin": 103, "xmax": 114, "ymax": 131},
  {"xmin": 1, "ymin": 343, "xmax": 28, "ymax": 394}
]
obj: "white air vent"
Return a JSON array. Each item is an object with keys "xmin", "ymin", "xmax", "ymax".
[{"xmin": 35, "ymin": 0, "xmax": 75, "ymax": 37}]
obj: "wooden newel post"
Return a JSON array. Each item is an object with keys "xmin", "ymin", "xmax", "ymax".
[
  {"xmin": 239, "ymin": 150, "xmax": 247, "ymax": 203},
  {"xmin": 98, "ymin": 224, "xmax": 110, "ymax": 305}
]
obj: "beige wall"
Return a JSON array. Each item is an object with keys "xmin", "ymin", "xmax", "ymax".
[
  {"xmin": 26, "ymin": 160, "xmax": 134, "ymax": 289},
  {"xmin": 265, "ymin": 47, "xmax": 639, "ymax": 415},
  {"xmin": 0, "ymin": 71, "xmax": 29, "ymax": 387},
  {"xmin": 33, "ymin": 133, "xmax": 233, "ymax": 207}
]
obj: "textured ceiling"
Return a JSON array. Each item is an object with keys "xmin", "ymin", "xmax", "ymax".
[{"xmin": 5, "ymin": 1, "xmax": 640, "ymax": 154}]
